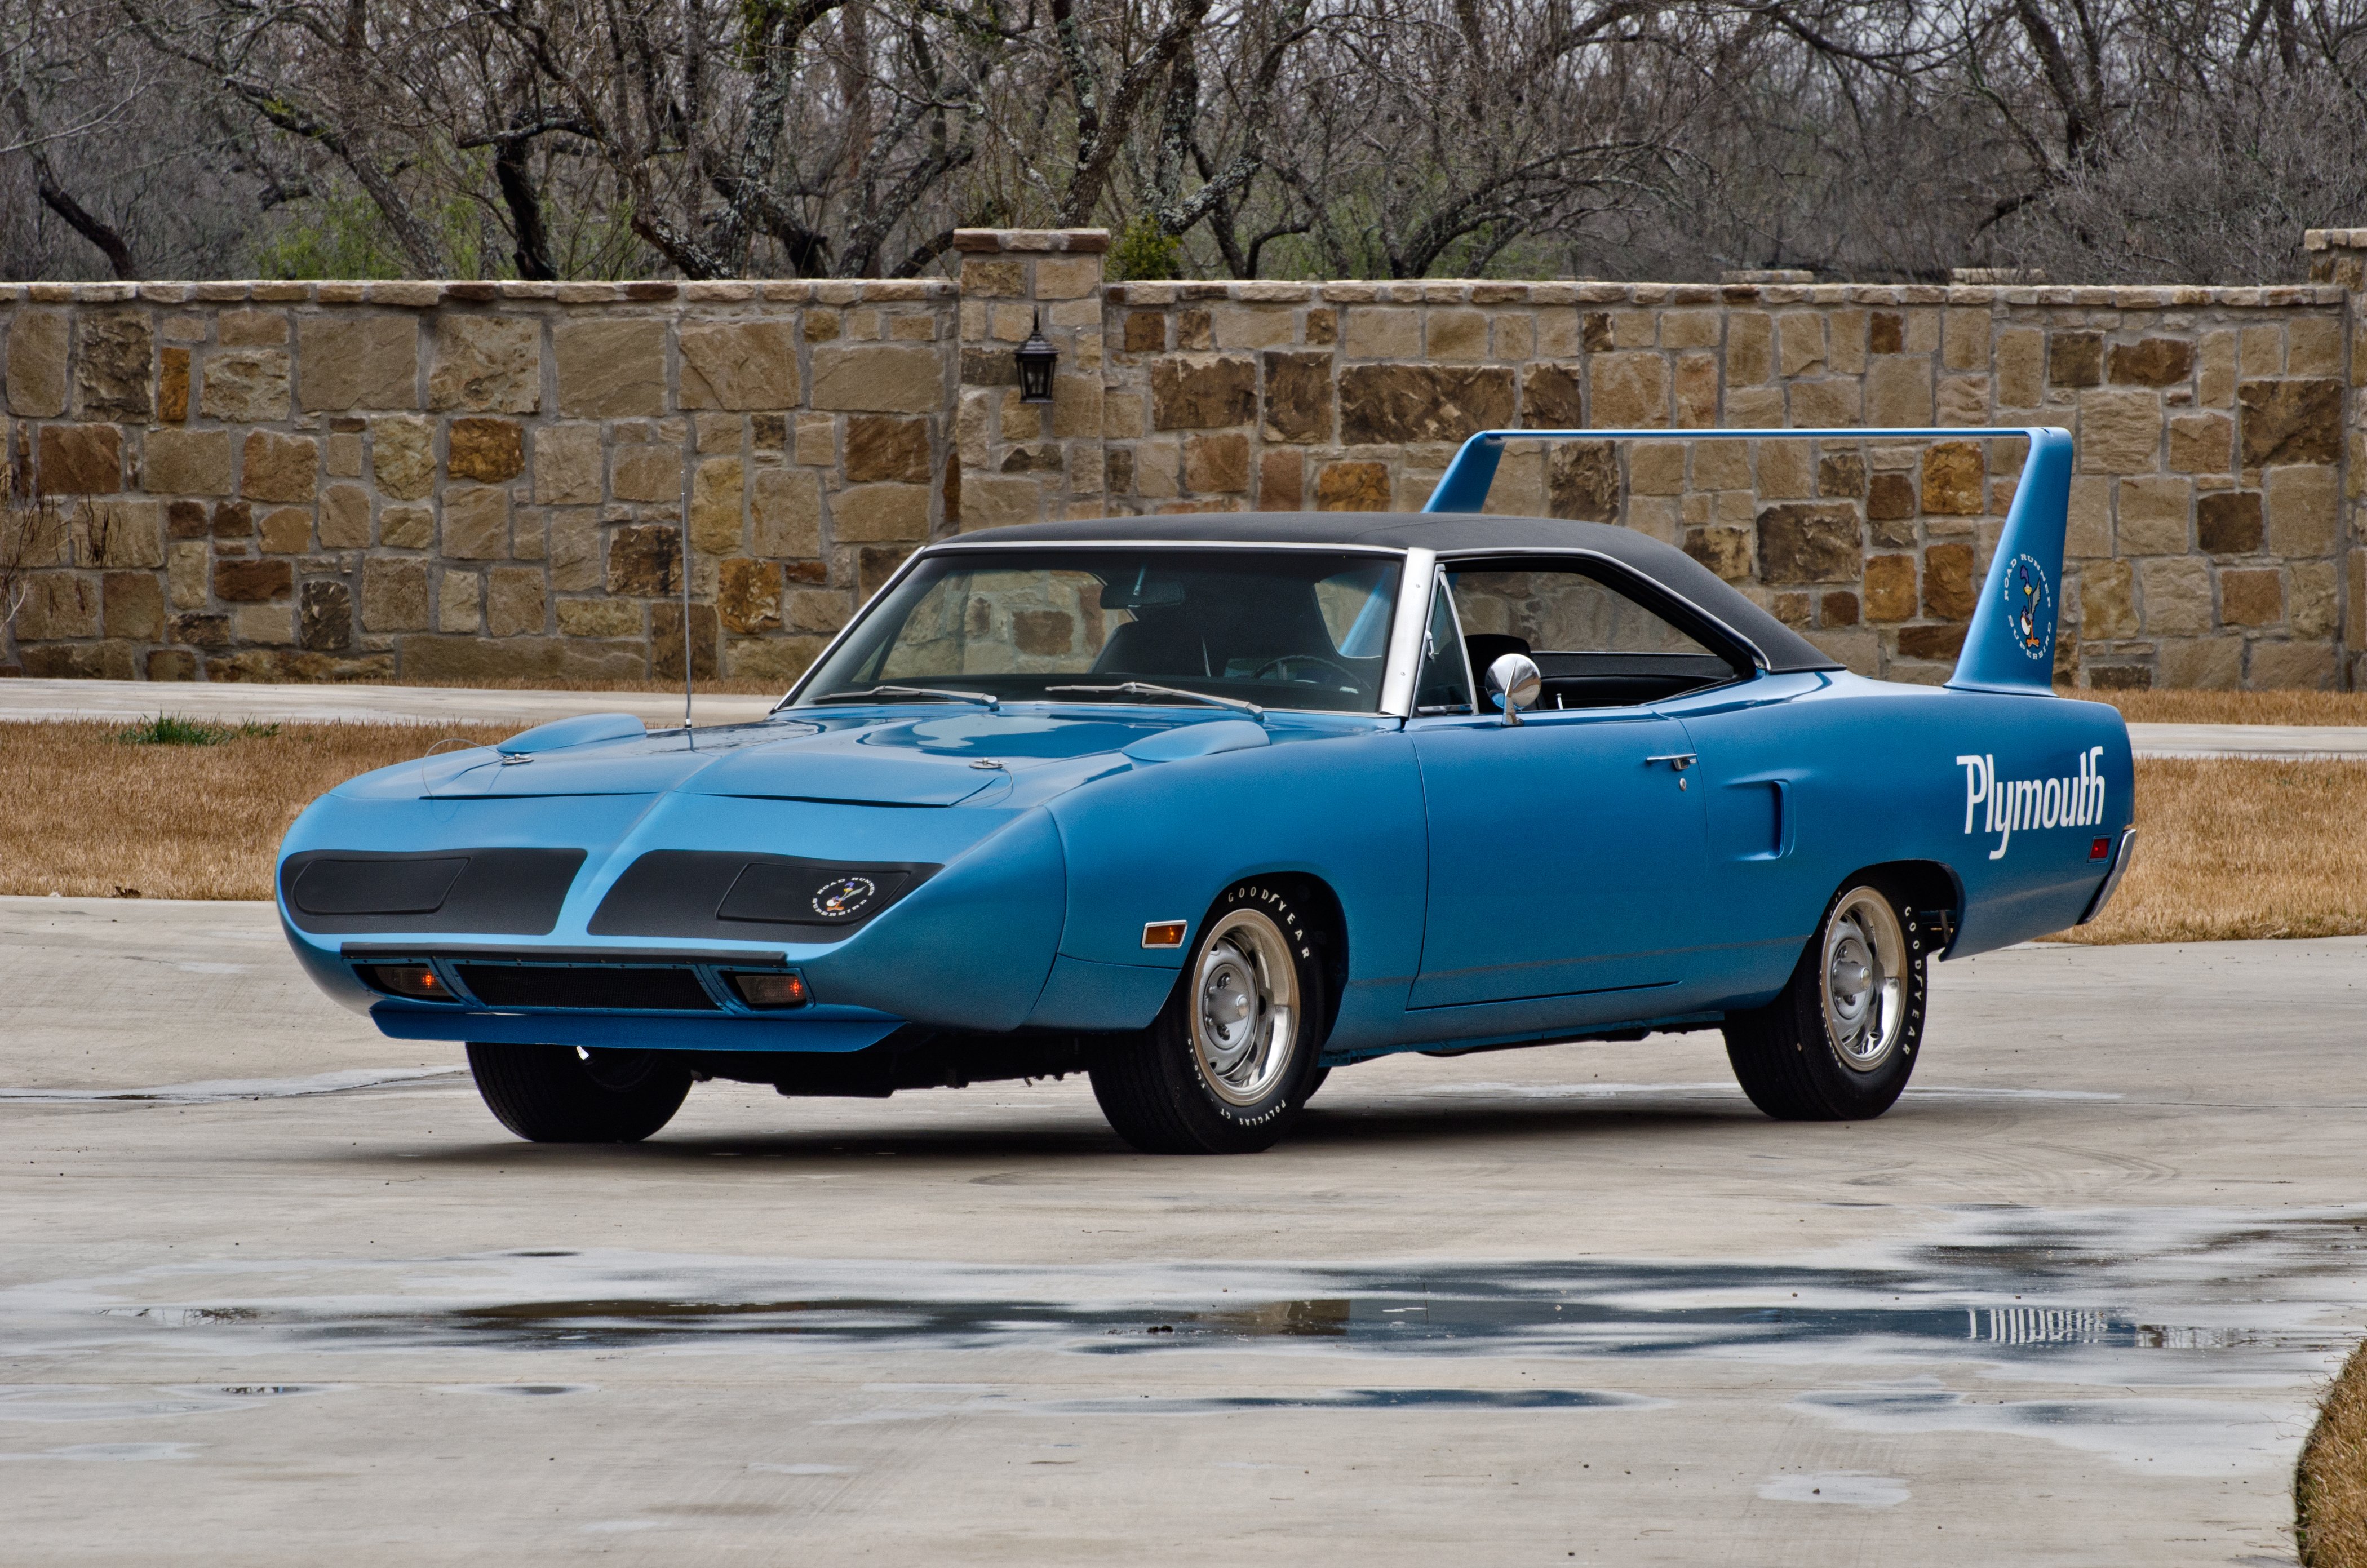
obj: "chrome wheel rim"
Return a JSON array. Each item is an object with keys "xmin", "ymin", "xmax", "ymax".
[
  {"xmin": 1190, "ymin": 909, "xmax": 1298, "ymax": 1106},
  {"xmin": 1821, "ymin": 888, "xmax": 1907, "ymax": 1072}
]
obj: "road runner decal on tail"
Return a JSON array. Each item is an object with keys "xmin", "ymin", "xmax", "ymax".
[
  {"xmin": 1945, "ymin": 428, "xmax": 2072, "ymax": 694},
  {"xmin": 1956, "ymin": 746, "xmax": 2107, "ymax": 859},
  {"xmin": 2007, "ymin": 553, "xmax": 2053, "ymax": 663}
]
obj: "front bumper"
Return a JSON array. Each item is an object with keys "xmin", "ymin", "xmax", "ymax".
[{"xmin": 279, "ymin": 800, "xmax": 1076, "ymax": 1051}]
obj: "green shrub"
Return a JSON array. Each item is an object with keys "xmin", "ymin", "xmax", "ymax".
[
  {"xmin": 116, "ymin": 715, "xmax": 281, "ymax": 746},
  {"xmin": 1109, "ymin": 215, "xmax": 1183, "ymax": 281}
]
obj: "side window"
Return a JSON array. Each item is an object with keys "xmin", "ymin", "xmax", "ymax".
[
  {"xmin": 1413, "ymin": 581, "xmax": 1474, "ymax": 714},
  {"xmin": 1444, "ymin": 560, "xmax": 1742, "ymax": 711}
]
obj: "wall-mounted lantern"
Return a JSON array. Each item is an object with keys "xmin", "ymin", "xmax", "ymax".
[{"xmin": 1015, "ymin": 312, "xmax": 1058, "ymax": 403}]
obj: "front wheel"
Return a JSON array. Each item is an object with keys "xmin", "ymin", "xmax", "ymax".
[
  {"xmin": 1723, "ymin": 882, "xmax": 1929, "ymax": 1122},
  {"xmin": 1089, "ymin": 881, "xmax": 1331, "ymax": 1154},
  {"xmin": 466, "ymin": 1042, "xmax": 693, "ymax": 1142}
]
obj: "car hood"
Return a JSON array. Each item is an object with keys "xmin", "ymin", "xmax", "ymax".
[{"xmin": 332, "ymin": 708, "xmax": 1295, "ymax": 808}]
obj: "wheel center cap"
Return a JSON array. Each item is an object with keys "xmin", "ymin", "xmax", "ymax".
[{"xmin": 1204, "ymin": 965, "xmax": 1252, "ymax": 1028}]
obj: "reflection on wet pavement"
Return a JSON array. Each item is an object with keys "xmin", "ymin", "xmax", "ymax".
[
  {"xmin": 16, "ymin": 1205, "xmax": 2360, "ymax": 1364},
  {"xmin": 6, "ymin": 1204, "xmax": 2362, "ymax": 1476}
]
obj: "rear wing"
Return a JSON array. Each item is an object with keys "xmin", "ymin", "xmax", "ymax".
[{"xmin": 1421, "ymin": 426, "xmax": 2074, "ymax": 696}]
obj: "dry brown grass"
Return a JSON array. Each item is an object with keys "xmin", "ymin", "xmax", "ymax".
[
  {"xmin": 2300, "ymin": 1340, "xmax": 2367, "ymax": 1567},
  {"xmin": 7, "ymin": 725, "xmax": 2367, "ymax": 942},
  {"xmin": 0, "ymin": 720, "xmax": 509, "ymax": 901},
  {"xmin": 2056, "ymin": 758, "xmax": 2367, "ymax": 944},
  {"xmin": 2081, "ymin": 689, "xmax": 2367, "ymax": 727}
]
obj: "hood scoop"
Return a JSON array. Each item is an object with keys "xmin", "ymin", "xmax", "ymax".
[{"xmin": 681, "ymin": 745, "xmax": 995, "ymax": 807}]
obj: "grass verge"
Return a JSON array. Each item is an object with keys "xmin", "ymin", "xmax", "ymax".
[
  {"xmin": 0, "ymin": 720, "xmax": 510, "ymax": 900},
  {"xmin": 2053, "ymin": 758, "xmax": 2367, "ymax": 944},
  {"xmin": 2301, "ymin": 1340, "xmax": 2367, "ymax": 1567}
]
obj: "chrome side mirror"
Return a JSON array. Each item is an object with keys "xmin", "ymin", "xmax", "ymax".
[{"xmin": 1484, "ymin": 653, "xmax": 1542, "ymax": 725}]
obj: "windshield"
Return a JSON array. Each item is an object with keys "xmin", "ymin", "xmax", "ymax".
[{"xmin": 795, "ymin": 548, "xmax": 1404, "ymax": 713}]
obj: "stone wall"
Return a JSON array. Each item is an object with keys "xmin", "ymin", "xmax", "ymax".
[
  {"xmin": 1074, "ymin": 272, "xmax": 2350, "ymax": 690},
  {"xmin": 0, "ymin": 277, "xmax": 956, "ymax": 684},
  {"xmin": 5, "ymin": 230, "xmax": 2367, "ymax": 690}
]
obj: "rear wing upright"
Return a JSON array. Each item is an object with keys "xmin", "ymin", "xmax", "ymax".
[{"xmin": 1421, "ymin": 426, "xmax": 2074, "ymax": 696}]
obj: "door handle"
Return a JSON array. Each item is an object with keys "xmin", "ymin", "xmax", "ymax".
[{"xmin": 1646, "ymin": 752, "xmax": 1697, "ymax": 773}]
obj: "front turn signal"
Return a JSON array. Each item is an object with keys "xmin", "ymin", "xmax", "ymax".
[
  {"xmin": 730, "ymin": 972, "xmax": 810, "ymax": 1009},
  {"xmin": 356, "ymin": 963, "xmax": 447, "ymax": 1000}
]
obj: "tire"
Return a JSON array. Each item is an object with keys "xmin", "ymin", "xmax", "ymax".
[
  {"xmin": 1089, "ymin": 880, "xmax": 1331, "ymax": 1154},
  {"xmin": 465, "ymin": 1042, "xmax": 693, "ymax": 1143},
  {"xmin": 1722, "ymin": 880, "xmax": 1930, "ymax": 1122}
]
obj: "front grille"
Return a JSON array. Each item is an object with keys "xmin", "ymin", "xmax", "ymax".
[
  {"xmin": 281, "ymin": 848, "xmax": 586, "ymax": 936},
  {"xmin": 451, "ymin": 964, "xmax": 720, "ymax": 1012}
]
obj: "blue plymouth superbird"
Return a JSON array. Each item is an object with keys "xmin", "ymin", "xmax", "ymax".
[{"xmin": 277, "ymin": 427, "xmax": 2134, "ymax": 1153}]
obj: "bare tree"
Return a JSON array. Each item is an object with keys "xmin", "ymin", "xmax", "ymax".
[{"xmin": 1, "ymin": 0, "xmax": 2362, "ymax": 286}]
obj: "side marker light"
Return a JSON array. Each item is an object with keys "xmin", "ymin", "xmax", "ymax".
[
  {"xmin": 1142, "ymin": 920, "xmax": 1188, "ymax": 950},
  {"xmin": 2089, "ymin": 837, "xmax": 2111, "ymax": 861}
]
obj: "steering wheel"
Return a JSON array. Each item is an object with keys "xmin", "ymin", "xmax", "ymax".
[{"xmin": 1251, "ymin": 653, "xmax": 1363, "ymax": 689}]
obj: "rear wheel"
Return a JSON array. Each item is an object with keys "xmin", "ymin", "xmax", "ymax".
[
  {"xmin": 1723, "ymin": 882, "xmax": 1927, "ymax": 1122},
  {"xmin": 1090, "ymin": 881, "xmax": 1330, "ymax": 1154},
  {"xmin": 466, "ymin": 1042, "xmax": 693, "ymax": 1142}
]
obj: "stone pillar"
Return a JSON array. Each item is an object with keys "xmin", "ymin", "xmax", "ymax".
[
  {"xmin": 952, "ymin": 229, "xmax": 1109, "ymax": 531},
  {"xmin": 2305, "ymin": 227, "xmax": 2366, "ymax": 688}
]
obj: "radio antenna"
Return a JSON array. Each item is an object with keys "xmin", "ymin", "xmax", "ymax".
[{"xmin": 680, "ymin": 520, "xmax": 695, "ymax": 746}]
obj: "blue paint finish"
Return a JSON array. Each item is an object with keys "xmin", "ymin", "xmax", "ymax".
[
  {"xmin": 1045, "ymin": 720, "xmax": 1430, "ymax": 1043},
  {"xmin": 497, "ymin": 712, "xmax": 648, "ymax": 755},
  {"xmin": 1407, "ymin": 707, "xmax": 1708, "ymax": 1008},
  {"xmin": 1026, "ymin": 954, "xmax": 1184, "ymax": 1030},
  {"xmin": 1660, "ymin": 672, "xmax": 2130, "ymax": 1000},
  {"xmin": 1122, "ymin": 718, "xmax": 1270, "ymax": 762},
  {"xmin": 274, "ymin": 453, "xmax": 2131, "ymax": 1083},
  {"xmin": 1950, "ymin": 429, "xmax": 2073, "ymax": 694},
  {"xmin": 681, "ymin": 738, "xmax": 996, "ymax": 805},
  {"xmin": 798, "ymin": 807, "xmax": 1067, "ymax": 1030}
]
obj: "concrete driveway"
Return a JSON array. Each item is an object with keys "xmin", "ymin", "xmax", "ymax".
[{"xmin": 2, "ymin": 894, "xmax": 2359, "ymax": 1565}]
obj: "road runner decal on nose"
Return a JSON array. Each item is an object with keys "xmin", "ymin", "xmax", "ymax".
[
  {"xmin": 812, "ymin": 875, "xmax": 880, "ymax": 919},
  {"xmin": 1956, "ymin": 746, "xmax": 2106, "ymax": 860}
]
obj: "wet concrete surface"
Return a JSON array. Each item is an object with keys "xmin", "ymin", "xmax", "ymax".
[{"xmin": 2, "ymin": 896, "xmax": 2362, "ymax": 1564}]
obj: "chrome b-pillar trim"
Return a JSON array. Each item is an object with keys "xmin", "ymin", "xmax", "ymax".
[{"xmin": 1377, "ymin": 547, "xmax": 1438, "ymax": 719}]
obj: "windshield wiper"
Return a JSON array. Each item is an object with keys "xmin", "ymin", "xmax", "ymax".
[
  {"xmin": 1045, "ymin": 682, "xmax": 1264, "ymax": 720},
  {"xmin": 810, "ymin": 685, "xmax": 1001, "ymax": 710}
]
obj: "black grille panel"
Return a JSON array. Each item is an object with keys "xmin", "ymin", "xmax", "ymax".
[
  {"xmin": 281, "ymin": 849, "xmax": 585, "ymax": 936},
  {"xmin": 453, "ymin": 964, "xmax": 720, "ymax": 1012},
  {"xmin": 588, "ymin": 849, "xmax": 937, "ymax": 940}
]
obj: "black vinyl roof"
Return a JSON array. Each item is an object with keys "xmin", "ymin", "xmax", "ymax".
[{"xmin": 940, "ymin": 511, "xmax": 1843, "ymax": 675}]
